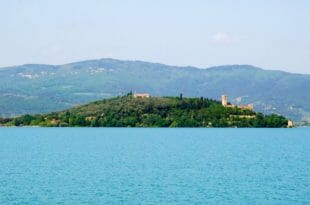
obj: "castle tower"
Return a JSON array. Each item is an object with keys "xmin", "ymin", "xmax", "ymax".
[{"xmin": 222, "ymin": 95, "xmax": 228, "ymax": 106}]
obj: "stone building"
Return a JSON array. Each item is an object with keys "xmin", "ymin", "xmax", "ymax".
[
  {"xmin": 239, "ymin": 104, "xmax": 254, "ymax": 111},
  {"xmin": 133, "ymin": 93, "xmax": 150, "ymax": 99},
  {"xmin": 221, "ymin": 95, "xmax": 228, "ymax": 106},
  {"xmin": 287, "ymin": 120, "xmax": 294, "ymax": 128},
  {"xmin": 221, "ymin": 95, "xmax": 254, "ymax": 111}
]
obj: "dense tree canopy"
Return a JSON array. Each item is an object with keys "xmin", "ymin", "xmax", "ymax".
[{"xmin": 0, "ymin": 95, "xmax": 289, "ymax": 128}]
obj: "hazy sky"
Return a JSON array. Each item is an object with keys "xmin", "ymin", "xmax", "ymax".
[{"xmin": 1, "ymin": 0, "xmax": 310, "ymax": 73}]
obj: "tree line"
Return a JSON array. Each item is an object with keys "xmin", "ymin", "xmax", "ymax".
[{"xmin": 0, "ymin": 95, "xmax": 288, "ymax": 128}]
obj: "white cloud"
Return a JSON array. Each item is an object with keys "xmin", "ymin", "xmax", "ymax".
[{"xmin": 212, "ymin": 32, "xmax": 231, "ymax": 43}]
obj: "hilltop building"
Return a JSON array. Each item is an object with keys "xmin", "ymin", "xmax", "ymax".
[
  {"xmin": 221, "ymin": 95, "xmax": 236, "ymax": 108},
  {"xmin": 239, "ymin": 104, "xmax": 254, "ymax": 110},
  {"xmin": 221, "ymin": 95, "xmax": 253, "ymax": 111},
  {"xmin": 221, "ymin": 95, "xmax": 228, "ymax": 106},
  {"xmin": 133, "ymin": 93, "xmax": 150, "ymax": 99}
]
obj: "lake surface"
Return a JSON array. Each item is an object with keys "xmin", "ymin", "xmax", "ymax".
[{"xmin": 0, "ymin": 128, "xmax": 309, "ymax": 204}]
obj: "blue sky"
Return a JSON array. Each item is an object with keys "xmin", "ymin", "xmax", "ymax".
[{"xmin": 0, "ymin": 0, "xmax": 309, "ymax": 73}]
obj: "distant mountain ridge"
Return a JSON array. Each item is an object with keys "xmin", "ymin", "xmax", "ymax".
[{"xmin": 0, "ymin": 58, "xmax": 309, "ymax": 122}]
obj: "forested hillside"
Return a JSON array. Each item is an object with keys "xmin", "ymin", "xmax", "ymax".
[
  {"xmin": 0, "ymin": 95, "xmax": 288, "ymax": 128},
  {"xmin": 0, "ymin": 58, "xmax": 309, "ymax": 122}
]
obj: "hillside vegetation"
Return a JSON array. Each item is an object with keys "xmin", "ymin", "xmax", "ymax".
[
  {"xmin": 0, "ymin": 59, "xmax": 309, "ymax": 122},
  {"xmin": 0, "ymin": 95, "xmax": 288, "ymax": 128}
]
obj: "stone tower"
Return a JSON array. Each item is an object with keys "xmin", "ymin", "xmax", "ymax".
[
  {"xmin": 222, "ymin": 95, "xmax": 228, "ymax": 106},
  {"xmin": 287, "ymin": 120, "xmax": 294, "ymax": 128}
]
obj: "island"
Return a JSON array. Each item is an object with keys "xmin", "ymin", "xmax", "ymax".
[{"xmin": 0, "ymin": 93, "xmax": 289, "ymax": 128}]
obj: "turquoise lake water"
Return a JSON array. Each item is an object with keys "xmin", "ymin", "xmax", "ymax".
[{"xmin": 0, "ymin": 128, "xmax": 309, "ymax": 204}]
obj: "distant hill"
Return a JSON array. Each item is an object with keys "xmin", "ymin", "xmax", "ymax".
[
  {"xmin": 0, "ymin": 95, "xmax": 289, "ymax": 128},
  {"xmin": 0, "ymin": 58, "xmax": 309, "ymax": 122}
]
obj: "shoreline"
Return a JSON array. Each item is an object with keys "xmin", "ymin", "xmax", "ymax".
[{"xmin": 0, "ymin": 126, "xmax": 304, "ymax": 129}]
